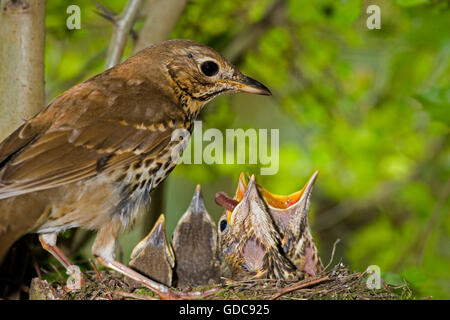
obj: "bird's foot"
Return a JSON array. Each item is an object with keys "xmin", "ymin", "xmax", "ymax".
[
  {"xmin": 63, "ymin": 264, "xmax": 87, "ymax": 292},
  {"xmin": 96, "ymin": 256, "xmax": 219, "ymax": 300},
  {"xmin": 39, "ymin": 234, "xmax": 87, "ymax": 291}
]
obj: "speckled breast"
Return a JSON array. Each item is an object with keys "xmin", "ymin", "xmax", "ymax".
[{"xmin": 113, "ymin": 137, "xmax": 188, "ymax": 227}]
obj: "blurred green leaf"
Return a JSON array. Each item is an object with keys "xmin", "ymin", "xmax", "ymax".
[
  {"xmin": 415, "ymin": 87, "xmax": 450, "ymax": 126},
  {"xmin": 396, "ymin": 0, "xmax": 431, "ymax": 7},
  {"xmin": 382, "ymin": 272, "xmax": 405, "ymax": 286}
]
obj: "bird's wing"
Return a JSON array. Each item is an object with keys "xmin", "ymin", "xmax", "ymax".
[{"xmin": 0, "ymin": 77, "xmax": 181, "ymax": 200}]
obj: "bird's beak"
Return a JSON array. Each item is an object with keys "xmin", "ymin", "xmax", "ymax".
[
  {"xmin": 188, "ymin": 184, "xmax": 206, "ymax": 214},
  {"xmin": 222, "ymin": 75, "xmax": 272, "ymax": 96},
  {"xmin": 260, "ymin": 170, "xmax": 319, "ymax": 209},
  {"xmin": 229, "ymin": 175, "xmax": 263, "ymax": 225},
  {"xmin": 130, "ymin": 214, "xmax": 174, "ymax": 265}
]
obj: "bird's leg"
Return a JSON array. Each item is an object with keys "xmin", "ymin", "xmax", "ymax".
[
  {"xmin": 39, "ymin": 233, "xmax": 86, "ymax": 288},
  {"xmin": 93, "ymin": 221, "xmax": 219, "ymax": 300},
  {"xmin": 39, "ymin": 233, "xmax": 73, "ymax": 269},
  {"xmin": 95, "ymin": 256, "xmax": 181, "ymax": 299}
]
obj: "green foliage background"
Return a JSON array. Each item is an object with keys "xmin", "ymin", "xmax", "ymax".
[{"xmin": 44, "ymin": 0, "xmax": 449, "ymax": 298}]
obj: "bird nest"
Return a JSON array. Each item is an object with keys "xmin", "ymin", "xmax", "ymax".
[{"xmin": 29, "ymin": 261, "xmax": 412, "ymax": 300}]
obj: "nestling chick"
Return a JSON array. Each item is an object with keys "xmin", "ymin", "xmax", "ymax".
[
  {"xmin": 254, "ymin": 172, "xmax": 323, "ymax": 277},
  {"xmin": 216, "ymin": 172, "xmax": 323, "ymax": 281},
  {"xmin": 217, "ymin": 175, "xmax": 298, "ymax": 281},
  {"xmin": 171, "ymin": 185, "xmax": 221, "ymax": 287},
  {"xmin": 129, "ymin": 214, "xmax": 174, "ymax": 286}
]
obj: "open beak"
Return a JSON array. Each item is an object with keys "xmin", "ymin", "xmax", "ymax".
[
  {"xmin": 260, "ymin": 170, "xmax": 319, "ymax": 209},
  {"xmin": 228, "ymin": 175, "xmax": 263, "ymax": 225},
  {"xmin": 224, "ymin": 75, "xmax": 272, "ymax": 96}
]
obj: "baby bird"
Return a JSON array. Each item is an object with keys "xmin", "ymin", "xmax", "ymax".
[
  {"xmin": 171, "ymin": 185, "xmax": 221, "ymax": 287},
  {"xmin": 129, "ymin": 214, "xmax": 175, "ymax": 287},
  {"xmin": 216, "ymin": 172, "xmax": 322, "ymax": 281},
  {"xmin": 217, "ymin": 175, "xmax": 298, "ymax": 281},
  {"xmin": 255, "ymin": 171, "xmax": 323, "ymax": 276}
]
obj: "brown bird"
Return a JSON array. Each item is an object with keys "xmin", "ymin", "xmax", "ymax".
[
  {"xmin": 252, "ymin": 172, "xmax": 323, "ymax": 277},
  {"xmin": 215, "ymin": 172, "xmax": 322, "ymax": 281},
  {"xmin": 129, "ymin": 214, "xmax": 174, "ymax": 287},
  {"xmin": 0, "ymin": 39, "xmax": 271, "ymax": 298},
  {"xmin": 217, "ymin": 175, "xmax": 298, "ymax": 281},
  {"xmin": 171, "ymin": 185, "xmax": 221, "ymax": 288}
]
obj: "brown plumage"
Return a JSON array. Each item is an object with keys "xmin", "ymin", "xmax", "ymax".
[
  {"xmin": 171, "ymin": 185, "xmax": 221, "ymax": 288},
  {"xmin": 217, "ymin": 175, "xmax": 298, "ymax": 281},
  {"xmin": 257, "ymin": 171, "xmax": 323, "ymax": 277},
  {"xmin": 216, "ymin": 172, "xmax": 322, "ymax": 281},
  {"xmin": 129, "ymin": 214, "xmax": 174, "ymax": 287},
  {"xmin": 0, "ymin": 39, "xmax": 271, "ymax": 298}
]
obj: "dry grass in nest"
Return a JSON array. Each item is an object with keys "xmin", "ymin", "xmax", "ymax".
[{"xmin": 29, "ymin": 261, "xmax": 412, "ymax": 300}]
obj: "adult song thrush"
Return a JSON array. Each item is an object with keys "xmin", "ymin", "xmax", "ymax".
[{"xmin": 0, "ymin": 40, "xmax": 271, "ymax": 298}]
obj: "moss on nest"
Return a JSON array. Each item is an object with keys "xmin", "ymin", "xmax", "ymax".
[{"xmin": 30, "ymin": 262, "xmax": 412, "ymax": 300}]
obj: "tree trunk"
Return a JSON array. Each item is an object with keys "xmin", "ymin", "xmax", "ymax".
[
  {"xmin": 0, "ymin": 0, "xmax": 45, "ymax": 298},
  {"xmin": 134, "ymin": 0, "xmax": 187, "ymax": 53},
  {"xmin": 0, "ymin": 0, "xmax": 45, "ymax": 141}
]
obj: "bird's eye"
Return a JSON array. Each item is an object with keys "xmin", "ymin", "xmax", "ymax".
[
  {"xmin": 200, "ymin": 61, "xmax": 219, "ymax": 77},
  {"xmin": 219, "ymin": 219, "xmax": 228, "ymax": 232}
]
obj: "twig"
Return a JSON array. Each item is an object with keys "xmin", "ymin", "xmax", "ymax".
[
  {"xmin": 324, "ymin": 238, "xmax": 341, "ymax": 271},
  {"xmin": 104, "ymin": 0, "xmax": 144, "ymax": 69},
  {"xmin": 93, "ymin": 1, "xmax": 116, "ymax": 23},
  {"xmin": 29, "ymin": 248, "xmax": 42, "ymax": 280},
  {"xmin": 269, "ymin": 275, "xmax": 329, "ymax": 300},
  {"xmin": 90, "ymin": 290, "xmax": 100, "ymax": 300},
  {"xmin": 114, "ymin": 291, "xmax": 157, "ymax": 300},
  {"xmin": 93, "ymin": 1, "xmax": 138, "ymax": 41},
  {"xmin": 89, "ymin": 259, "xmax": 103, "ymax": 283},
  {"xmin": 88, "ymin": 259, "xmax": 114, "ymax": 300},
  {"xmin": 381, "ymin": 279, "xmax": 392, "ymax": 294}
]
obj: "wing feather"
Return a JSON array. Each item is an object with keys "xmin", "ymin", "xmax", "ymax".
[{"xmin": 0, "ymin": 67, "xmax": 183, "ymax": 200}]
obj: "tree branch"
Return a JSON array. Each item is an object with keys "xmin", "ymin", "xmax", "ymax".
[
  {"xmin": 104, "ymin": 0, "xmax": 144, "ymax": 69},
  {"xmin": 133, "ymin": 0, "xmax": 187, "ymax": 53}
]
